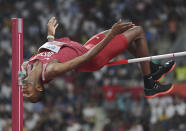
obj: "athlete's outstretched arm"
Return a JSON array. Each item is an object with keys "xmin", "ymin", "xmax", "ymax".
[{"xmin": 45, "ymin": 20, "xmax": 134, "ymax": 80}]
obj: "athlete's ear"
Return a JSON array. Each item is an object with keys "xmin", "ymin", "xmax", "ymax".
[
  {"xmin": 35, "ymin": 84, "xmax": 44, "ymax": 92},
  {"xmin": 35, "ymin": 78, "xmax": 44, "ymax": 92}
]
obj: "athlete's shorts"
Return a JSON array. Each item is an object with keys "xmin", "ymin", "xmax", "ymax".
[{"xmin": 77, "ymin": 33, "xmax": 128, "ymax": 72}]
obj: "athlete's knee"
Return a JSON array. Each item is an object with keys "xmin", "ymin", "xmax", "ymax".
[
  {"xmin": 123, "ymin": 26, "xmax": 145, "ymax": 38},
  {"xmin": 123, "ymin": 25, "xmax": 146, "ymax": 44},
  {"xmin": 133, "ymin": 26, "xmax": 145, "ymax": 35},
  {"xmin": 132, "ymin": 26, "xmax": 145, "ymax": 40}
]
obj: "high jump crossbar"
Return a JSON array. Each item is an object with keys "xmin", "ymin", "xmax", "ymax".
[
  {"xmin": 107, "ymin": 51, "xmax": 186, "ymax": 66},
  {"xmin": 12, "ymin": 18, "xmax": 23, "ymax": 131}
]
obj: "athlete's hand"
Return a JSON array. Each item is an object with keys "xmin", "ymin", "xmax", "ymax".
[
  {"xmin": 47, "ymin": 16, "xmax": 59, "ymax": 36},
  {"xmin": 110, "ymin": 19, "xmax": 134, "ymax": 37}
]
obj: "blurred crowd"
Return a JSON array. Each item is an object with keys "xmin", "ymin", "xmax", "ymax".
[{"xmin": 0, "ymin": 0, "xmax": 186, "ymax": 130}]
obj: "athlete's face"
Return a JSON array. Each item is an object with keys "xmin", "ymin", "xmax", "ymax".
[{"xmin": 22, "ymin": 79, "xmax": 43, "ymax": 103}]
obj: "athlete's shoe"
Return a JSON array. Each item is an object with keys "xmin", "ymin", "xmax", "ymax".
[
  {"xmin": 144, "ymin": 76, "xmax": 174, "ymax": 98},
  {"xmin": 150, "ymin": 60, "xmax": 176, "ymax": 81}
]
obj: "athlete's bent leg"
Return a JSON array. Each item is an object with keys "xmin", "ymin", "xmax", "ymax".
[
  {"xmin": 127, "ymin": 29, "xmax": 176, "ymax": 81},
  {"xmin": 127, "ymin": 41, "xmax": 137, "ymax": 57},
  {"xmin": 124, "ymin": 26, "xmax": 150, "ymax": 75},
  {"xmin": 124, "ymin": 26, "xmax": 174, "ymax": 98},
  {"xmin": 127, "ymin": 41, "xmax": 176, "ymax": 81}
]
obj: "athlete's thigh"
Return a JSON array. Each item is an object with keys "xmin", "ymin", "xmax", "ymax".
[
  {"xmin": 100, "ymin": 26, "xmax": 142, "ymax": 45},
  {"xmin": 81, "ymin": 32, "xmax": 128, "ymax": 72}
]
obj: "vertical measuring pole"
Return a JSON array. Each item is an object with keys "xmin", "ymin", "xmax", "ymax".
[{"xmin": 12, "ymin": 18, "xmax": 23, "ymax": 131}]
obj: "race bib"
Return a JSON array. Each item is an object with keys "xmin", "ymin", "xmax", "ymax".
[{"xmin": 38, "ymin": 41, "xmax": 67, "ymax": 53}]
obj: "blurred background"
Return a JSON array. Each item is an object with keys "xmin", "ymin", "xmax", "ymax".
[{"xmin": 0, "ymin": 0, "xmax": 186, "ymax": 130}]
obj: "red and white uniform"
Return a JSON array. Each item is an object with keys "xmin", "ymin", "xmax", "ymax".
[{"xmin": 26, "ymin": 33, "xmax": 128, "ymax": 83}]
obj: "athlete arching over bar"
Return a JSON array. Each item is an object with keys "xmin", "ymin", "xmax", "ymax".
[{"xmin": 22, "ymin": 17, "xmax": 176, "ymax": 103}]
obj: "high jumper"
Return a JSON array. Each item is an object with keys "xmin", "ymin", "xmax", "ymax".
[{"xmin": 21, "ymin": 17, "xmax": 176, "ymax": 103}]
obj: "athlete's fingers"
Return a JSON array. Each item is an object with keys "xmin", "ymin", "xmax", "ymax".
[
  {"xmin": 120, "ymin": 25, "xmax": 134, "ymax": 31},
  {"xmin": 112, "ymin": 22, "xmax": 131, "ymax": 31},
  {"xmin": 49, "ymin": 16, "xmax": 55, "ymax": 23},
  {"xmin": 112, "ymin": 19, "xmax": 122, "ymax": 27},
  {"xmin": 119, "ymin": 23, "xmax": 133, "ymax": 29},
  {"xmin": 111, "ymin": 21, "xmax": 134, "ymax": 36},
  {"xmin": 118, "ymin": 25, "xmax": 131, "ymax": 32},
  {"xmin": 116, "ymin": 24, "xmax": 133, "ymax": 33},
  {"xmin": 119, "ymin": 22, "xmax": 133, "ymax": 27},
  {"xmin": 53, "ymin": 19, "xmax": 57, "ymax": 26},
  {"xmin": 120, "ymin": 26, "xmax": 132, "ymax": 32},
  {"xmin": 117, "ymin": 23, "xmax": 133, "ymax": 30},
  {"xmin": 54, "ymin": 24, "xmax": 59, "ymax": 30},
  {"xmin": 120, "ymin": 23, "xmax": 134, "ymax": 28}
]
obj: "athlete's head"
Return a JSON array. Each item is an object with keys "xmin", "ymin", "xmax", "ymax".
[{"xmin": 22, "ymin": 76, "xmax": 45, "ymax": 103}]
